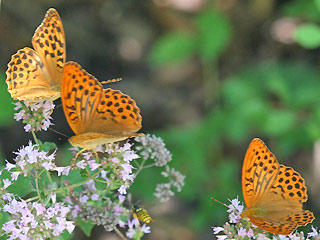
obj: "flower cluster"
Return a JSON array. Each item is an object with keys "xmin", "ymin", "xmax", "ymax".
[
  {"xmin": 126, "ymin": 218, "xmax": 151, "ymax": 239},
  {"xmin": 7, "ymin": 141, "xmax": 70, "ymax": 178},
  {"xmin": 4, "ymin": 100, "xmax": 183, "ymax": 240},
  {"xmin": 135, "ymin": 135, "xmax": 185, "ymax": 203},
  {"xmin": 212, "ymin": 197, "xmax": 320, "ymax": 240},
  {"xmin": 13, "ymin": 101, "xmax": 54, "ymax": 132},
  {"xmin": 155, "ymin": 166, "xmax": 185, "ymax": 203},
  {"xmin": 135, "ymin": 134, "xmax": 172, "ymax": 166},
  {"xmin": 2, "ymin": 193, "xmax": 74, "ymax": 239}
]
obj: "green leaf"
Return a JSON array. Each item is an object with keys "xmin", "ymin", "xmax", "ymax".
[
  {"xmin": 60, "ymin": 230, "xmax": 73, "ymax": 240},
  {"xmin": 195, "ymin": 10, "xmax": 232, "ymax": 61},
  {"xmin": 94, "ymin": 180, "xmax": 107, "ymax": 191},
  {"xmin": 0, "ymin": 73, "xmax": 15, "ymax": 127},
  {"xmin": 294, "ymin": 23, "xmax": 320, "ymax": 48},
  {"xmin": 39, "ymin": 141, "xmax": 57, "ymax": 152},
  {"xmin": 61, "ymin": 169, "xmax": 87, "ymax": 193},
  {"xmin": 0, "ymin": 167, "xmax": 34, "ymax": 197},
  {"xmin": 149, "ymin": 31, "xmax": 196, "ymax": 65},
  {"xmin": 77, "ymin": 218, "xmax": 94, "ymax": 237}
]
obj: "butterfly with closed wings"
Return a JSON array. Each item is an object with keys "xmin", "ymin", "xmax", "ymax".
[{"xmin": 241, "ymin": 138, "xmax": 314, "ymax": 235}]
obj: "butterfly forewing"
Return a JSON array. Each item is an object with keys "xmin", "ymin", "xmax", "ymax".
[
  {"xmin": 61, "ymin": 62, "xmax": 102, "ymax": 134},
  {"xmin": 32, "ymin": 8, "xmax": 65, "ymax": 85},
  {"xmin": 268, "ymin": 165, "xmax": 308, "ymax": 204},
  {"xmin": 87, "ymin": 88, "xmax": 142, "ymax": 135},
  {"xmin": 242, "ymin": 138, "xmax": 280, "ymax": 208}
]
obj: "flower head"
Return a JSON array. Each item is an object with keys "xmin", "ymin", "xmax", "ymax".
[{"xmin": 13, "ymin": 101, "xmax": 54, "ymax": 132}]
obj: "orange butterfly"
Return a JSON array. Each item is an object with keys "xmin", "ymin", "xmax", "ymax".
[
  {"xmin": 61, "ymin": 61, "xmax": 143, "ymax": 151},
  {"xmin": 6, "ymin": 8, "xmax": 66, "ymax": 102},
  {"xmin": 241, "ymin": 138, "xmax": 314, "ymax": 235}
]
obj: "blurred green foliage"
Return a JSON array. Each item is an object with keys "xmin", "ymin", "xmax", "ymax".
[
  {"xmin": 149, "ymin": 9, "xmax": 232, "ymax": 65},
  {"xmin": 144, "ymin": 5, "xmax": 320, "ymax": 234},
  {"xmin": 284, "ymin": 0, "xmax": 320, "ymax": 48},
  {"xmin": 294, "ymin": 23, "xmax": 320, "ymax": 48},
  {"xmin": 0, "ymin": 73, "xmax": 15, "ymax": 127}
]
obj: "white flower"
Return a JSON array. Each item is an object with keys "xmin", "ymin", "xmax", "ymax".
[
  {"xmin": 3, "ymin": 179, "xmax": 12, "ymax": 189},
  {"xmin": 212, "ymin": 226, "xmax": 224, "ymax": 234}
]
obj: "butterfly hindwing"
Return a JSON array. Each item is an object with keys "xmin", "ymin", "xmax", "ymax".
[
  {"xmin": 249, "ymin": 209, "xmax": 314, "ymax": 235},
  {"xmin": 6, "ymin": 47, "xmax": 60, "ymax": 101}
]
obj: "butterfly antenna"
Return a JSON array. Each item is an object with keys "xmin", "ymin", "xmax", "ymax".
[
  {"xmin": 48, "ymin": 127, "xmax": 70, "ymax": 138},
  {"xmin": 55, "ymin": 103, "xmax": 62, "ymax": 109},
  {"xmin": 211, "ymin": 197, "xmax": 228, "ymax": 208},
  {"xmin": 101, "ymin": 78, "xmax": 122, "ymax": 84}
]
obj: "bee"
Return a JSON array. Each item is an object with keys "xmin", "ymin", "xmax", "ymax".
[{"xmin": 132, "ymin": 205, "xmax": 154, "ymax": 223}]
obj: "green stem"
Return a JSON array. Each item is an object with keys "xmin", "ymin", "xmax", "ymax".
[
  {"xmin": 142, "ymin": 163, "xmax": 156, "ymax": 169},
  {"xmin": 133, "ymin": 159, "xmax": 140, "ymax": 168},
  {"xmin": 134, "ymin": 157, "xmax": 147, "ymax": 178},
  {"xmin": 31, "ymin": 131, "xmax": 39, "ymax": 145},
  {"xmin": 53, "ymin": 169, "xmax": 102, "ymax": 193},
  {"xmin": 35, "ymin": 171, "xmax": 41, "ymax": 203},
  {"xmin": 25, "ymin": 195, "xmax": 40, "ymax": 202},
  {"xmin": 46, "ymin": 171, "xmax": 53, "ymax": 184}
]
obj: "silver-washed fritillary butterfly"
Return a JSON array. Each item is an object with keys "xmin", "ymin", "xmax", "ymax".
[
  {"xmin": 6, "ymin": 8, "xmax": 66, "ymax": 102},
  {"xmin": 241, "ymin": 138, "xmax": 314, "ymax": 235},
  {"xmin": 61, "ymin": 61, "xmax": 143, "ymax": 151}
]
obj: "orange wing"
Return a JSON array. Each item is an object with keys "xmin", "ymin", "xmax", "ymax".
[
  {"xmin": 61, "ymin": 61, "xmax": 142, "ymax": 144},
  {"xmin": 6, "ymin": 8, "xmax": 65, "ymax": 102},
  {"xmin": 249, "ymin": 209, "xmax": 314, "ymax": 235},
  {"xmin": 242, "ymin": 138, "xmax": 280, "ymax": 208},
  {"xmin": 242, "ymin": 138, "xmax": 315, "ymax": 235}
]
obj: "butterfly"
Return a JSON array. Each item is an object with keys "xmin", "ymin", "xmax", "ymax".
[
  {"xmin": 61, "ymin": 61, "xmax": 143, "ymax": 151},
  {"xmin": 6, "ymin": 8, "xmax": 66, "ymax": 103},
  {"xmin": 241, "ymin": 138, "xmax": 314, "ymax": 235}
]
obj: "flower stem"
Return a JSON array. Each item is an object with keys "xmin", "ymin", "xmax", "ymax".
[
  {"xmin": 46, "ymin": 171, "xmax": 53, "ymax": 184},
  {"xmin": 35, "ymin": 171, "xmax": 41, "ymax": 203},
  {"xmin": 141, "ymin": 163, "xmax": 155, "ymax": 169},
  {"xmin": 31, "ymin": 131, "xmax": 39, "ymax": 145},
  {"xmin": 25, "ymin": 195, "xmax": 40, "ymax": 202},
  {"xmin": 134, "ymin": 157, "xmax": 147, "ymax": 178},
  {"xmin": 114, "ymin": 226, "xmax": 128, "ymax": 240},
  {"xmin": 53, "ymin": 169, "xmax": 102, "ymax": 193}
]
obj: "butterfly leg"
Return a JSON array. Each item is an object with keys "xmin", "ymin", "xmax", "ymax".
[{"xmin": 72, "ymin": 148, "xmax": 86, "ymax": 165}]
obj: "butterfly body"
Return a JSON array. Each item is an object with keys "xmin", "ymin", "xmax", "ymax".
[
  {"xmin": 241, "ymin": 138, "xmax": 314, "ymax": 235},
  {"xmin": 69, "ymin": 132, "xmax": 143, "ymax": 150},
  {"xmin": 6, "ymin": 8, "xmax": 65, "ymax": 103},
  {"xmin": 61, "ymin": 61, "xmax": 142, "ymax": 150}
]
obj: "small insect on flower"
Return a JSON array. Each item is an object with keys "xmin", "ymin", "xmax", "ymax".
[{"xmin": 132, "ymin": 205, "xmax": 154, "ymax": 224}]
